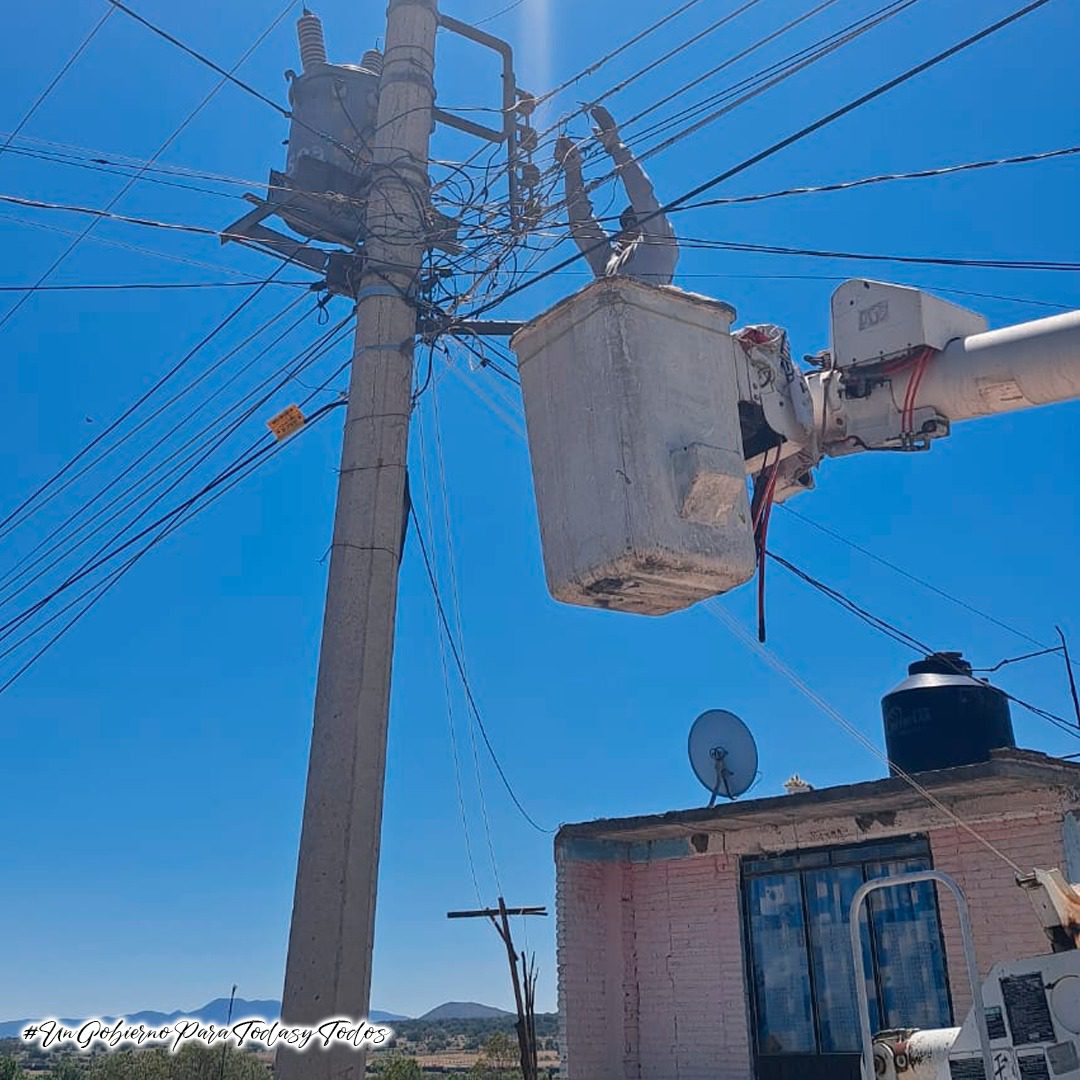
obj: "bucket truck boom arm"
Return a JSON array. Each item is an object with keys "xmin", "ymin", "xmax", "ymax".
[{"xmin": 739, "ymin": 280, "xmax": 1080, "ymax": 499}]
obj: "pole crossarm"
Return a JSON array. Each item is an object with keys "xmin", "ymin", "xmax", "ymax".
[{"xmin": 447, "ymin": 906, "xmax": 548, "ymax": 918}]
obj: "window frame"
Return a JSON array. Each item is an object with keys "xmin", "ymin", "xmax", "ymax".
[{"xmin": 739, "ymin": 833, "xmax": 954, "ymax": 1063}]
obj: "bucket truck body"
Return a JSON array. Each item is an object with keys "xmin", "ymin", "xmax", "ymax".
[{"xmin": 872, "ymin": 871, "xmax": 1080, "ymax": 1080}]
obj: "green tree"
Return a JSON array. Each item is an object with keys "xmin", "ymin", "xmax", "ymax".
[
  {"xmin": 0, "ymin": 1057, "xmax": 24, "ymax": 1080},
  {"xmin": 373, "ymin": 1054, "xmax": 422, "ymax": 1080},
  {"xmin": 84, "ymin": 1045, "xmax": 264, "ymax": 1080},
  {"xmin": 49, "ymin": 1061, "xmax": 86, "ymax": 1080},
  {"xmin": 470, "ymin": 1031, "xmax": 521, "ymax": 1079}
]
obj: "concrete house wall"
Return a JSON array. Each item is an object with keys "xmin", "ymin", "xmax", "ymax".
[{"xmin": 555, "ymin": 752, "xmax": 1080, "ymax": 1080}]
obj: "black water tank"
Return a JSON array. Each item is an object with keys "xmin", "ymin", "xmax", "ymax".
[{"xmin": 881, "ymin": 651, "xmax": 1015, "ymax": 775}]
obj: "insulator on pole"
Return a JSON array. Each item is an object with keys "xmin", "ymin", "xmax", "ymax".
[
  {"xmin": 297, "ymin": 9, "xmax": 328, "ymax": 71},
  {"xmin": 361, "ymin": 48, "xmax": 384, "ymax": 75}
]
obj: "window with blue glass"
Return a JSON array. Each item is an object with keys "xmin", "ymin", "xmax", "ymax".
[{"xmin": 741, "ymin": 836, "xmax": 952, "ymax": 1063}]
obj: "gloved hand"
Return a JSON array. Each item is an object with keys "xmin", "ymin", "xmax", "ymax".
[
  {"xmin": 554, "ymin": 135, "xmax": 579, "ymax": 167},
  {"xmin": 589, "ymin": 105, "xmax": 622, "ymax": 151}
]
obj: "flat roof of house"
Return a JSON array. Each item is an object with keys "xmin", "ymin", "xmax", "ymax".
[{"xmin": 557, "ymin": 748, "xmax": 1080, "ymax": 845}]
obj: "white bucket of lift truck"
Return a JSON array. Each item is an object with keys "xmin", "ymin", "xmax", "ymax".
[{"xmin": 510, "ymin": 277, "xmax": 756, "ymax": 616}]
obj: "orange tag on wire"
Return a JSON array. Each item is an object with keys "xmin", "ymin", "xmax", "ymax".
[{"xmin": 267, "ymin": 404, "xmax": 306, "ymax": 440}]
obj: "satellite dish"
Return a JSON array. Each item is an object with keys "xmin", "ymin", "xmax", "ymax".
[{"xmin": 688, "ymin": 709, "xmax": 758, "ymax": 806}]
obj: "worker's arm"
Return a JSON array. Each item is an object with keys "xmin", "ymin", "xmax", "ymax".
[
  {"xmin": 555, "ymin": 136, "xmax": 613, "ymax": 279},
  {"xmin": 591, "ymin": 105, "xmax": 678, "ymax": 277}
]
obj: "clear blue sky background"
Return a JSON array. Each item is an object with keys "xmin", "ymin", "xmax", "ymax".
[{"xmin": 2, "ymin": 0, "xmax": 1078, "ymax": 1022}]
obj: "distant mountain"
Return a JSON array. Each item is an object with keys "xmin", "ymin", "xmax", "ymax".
[
  {"xmin": 418, "ymin": 1001, "xmax": 514, "ymax": 1021},
  {"xmin": 0, "ymin": 999, "xmax": 408, "ymax": 1039}
]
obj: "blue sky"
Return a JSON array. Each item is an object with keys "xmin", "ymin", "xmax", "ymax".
[{"xmin": 2, "ymin": 0, "xmax": 1078, "ymax": 1023}]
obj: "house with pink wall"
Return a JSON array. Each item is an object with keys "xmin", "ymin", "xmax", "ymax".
[{"xmin": 555, "ymin": 748, "xmax": 1080, "ymax": 1080}]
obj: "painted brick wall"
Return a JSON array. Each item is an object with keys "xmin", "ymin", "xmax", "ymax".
[
  {"xmin": 558, "ymin": 786, "xmax": 1077, "ymax": 1080},
  {"xmin": 557, "ymin": 845, "xmax": 750, "ymax": 1080},
  {"xmin": 930, "ymin": 812, "xmax": 1066, "ymax": 1021},
  {"xmin": 557, "ymin": 856, "xmax": 622, "ymax": 1080}
]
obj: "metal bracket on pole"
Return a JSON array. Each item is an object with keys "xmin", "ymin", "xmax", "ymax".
[
  {"xmin": 849, "ymin": 870, "xmax": 993, "ymax": 1080},
  {"xmin": 418, "ymin": 317, "xmax": 525, "ymax": 338},
  {"xmin": 434, "ymin": 14, "xmax": 535, "ymax": 231}
]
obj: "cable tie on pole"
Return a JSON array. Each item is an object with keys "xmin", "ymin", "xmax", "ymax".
[
  {"xmin": 355, "ymin": 342, "xmax": 406, "ymax": 353},
  {"xmin": 356, "ymin": 285, "xmax": 402, "ymax": 301}
]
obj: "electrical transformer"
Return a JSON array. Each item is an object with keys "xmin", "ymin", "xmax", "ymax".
[
  {"xmin": 269, "ymin": 11, "xmax": 381, "ymax": 247},
  {"xmin": 511, "ymin": 277, "xmax": 756, "ymax": 615}
]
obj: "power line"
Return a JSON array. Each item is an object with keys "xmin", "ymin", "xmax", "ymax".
[
  {"xmin": 424, "ymin": 373, "xmax": 504, "ymax": 891},
  {"xmin": 670, "ymin": 144, "xmax": 1080, "ymax": 211},
  {"xmin": 531, "ymin": 0, "xmax": 709, "ymax": 111},
  {"xmin": 104, "ymin": 0, "xmax": 294, "ymax": 119},
  {"xmin": 0, "ymin": 299, "xmax": 323, "ymax": 607},
  {"xmin": 0, "ymin": 207, "xmax": 264, "ymax": 280},
  {"xmin": 673, "ymin": 235, "xmax": 1080, "ymax": 272},
  {"xmin": 766, "ymin": 550, "xmax": 1080, "ymax": 740},
  {"xmin": 582, "ymin": 0, "xmax": 769, "ymax": 117},
  {"xmin": 0, "ymin": 279, "xmax": 311, "ymax": 292},
  {"xmin": 105, "ymin": 0, "xmax": 373, "ymax": 167},
  {"xmin": 16, "ymin": 183, "xmax": 1071, "ymax": 277},
  {"xmin": 615, "ymin": 0, "xmax": 854, "ymax": 135},
  {"xmin": 0, "ymin": 0, "xmax": 297, "ymax": 335},
  {"xmin": 705, "ymin": 600, "xmax": 1026, "ymax": 876},
  {"xmin": 0, "ymin": 192, "xmax": 281, "ymax": 243},
  {"xmin": 410, "ymin": 503, "xmax": 553, "ymax": 835},
  {"xmin": 0, "ymin": 397, "xmax": 346, "ymax": 696},
  {"xmin": 415, "ymin": 403, "xmax": 487, "ymax": 902},
  {"xmin": 0, "ymin": 269, "xmax": 293, "ymax": 541},
  {"xmin": 531, "ymin": 0, "xmax": 922, "ymax": 225},
  {"xmin": 472, "ymin": 0, "xmax": 527, "ymax": 26},
  {"xmin": 626, "ymin": 0, "xmax": 918, "ymax": 161},
  {"xmin": 471, "ymin": 0, "xmax": 1056, "ymax": 315},
  {"xmin": 777, "ymin": 504, "xmax": 1047, "ymax": 648},
  {"xmin": 0, "ymin": 9, "xmax": 115, "ymax": 157},
  {"xmin": 975, "ymin": 647, "xmax": 1063, "ymax": 673},
  {"xmin": 0, "ymin": 319, "xmax": 355, "ymax": 656}
]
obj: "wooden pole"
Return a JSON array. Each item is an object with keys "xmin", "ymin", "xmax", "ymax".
[{"xmin": 446, "ymin": 900, "xmax": 547, "ymax": 1080}]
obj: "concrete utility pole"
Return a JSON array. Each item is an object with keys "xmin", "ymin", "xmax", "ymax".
[{"xmin": 277, "ymin": 1, "xmax": 438, "ymax": 1076}]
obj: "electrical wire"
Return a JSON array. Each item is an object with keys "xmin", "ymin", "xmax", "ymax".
[
  {"xmin": 531, "ymin": 0, "xmax": 710, "ymax": 111},
  {"xmin": 471, "ymin": 0, "xmax": 1057, "ymax": 315},
  {"xmin": 0, "ymin": 396, "xmax": 347, "ymax": 696},
  {"xmin": 0, "ymin": 9, "xmax": 115, "ymax": 157},
  {"xmin": 777, "ymin": 504, "xmax": 1048, "ymax": 649},
  {"xmin": 0, "ymin": 299, "xmax": 323, "ymax": 607},
  {"xmin": 472, "ymin": 0, "xmax": 528, "ymax": 26},
  {"xmin": 766, "ymin": 550, "xmax": 1080, "ymax": 741},
  {"xmin": 440, "ymin": 334, "xmax": 1077, "ymax": 744},
  {"xmin": 0, "ymin": 0, "xmax": 298, "ymax": 335},
  {"xmin": 975, "ymin": 647, "xmax": 1064, "ymax": 674},
  {"xmin": 0, "ymin": 207, "xmax": 266, "ymax": 280},
  {"xmin": 672, "ymin": 235, "xmax": 1080, "ymax": 272},
  {"xmin": 0, "ymin": 267, "xmax": 296, "ymax": 541},
  {"xmin": 529, "ymin": 0, "xmax": 922, "ymax": 227},
  {"xmin": 669, "ymin": 144, "xmax": 1080, "ymax": 212},
  {"xmin": 704, "ymin": 600, "xmax": 1026, "ymax": 876},
  {"xmin": 614, "ymin": 0, "xmax": 851, "ymax": 136},
  {"xmin": 415, "ymin": 403, "xmax": 487, "ymax": 902},
  {"xmin": 426, "ymin": 373, "xmax": 504, "ymax": 890},
  {"xmin": 0, "ymin": 279, "xmax": 310, "ymax": 292},
  {"xmin": 0, "ymin": 318, "xmax": 355, "ymax": 662},
  {"xmin": 104, "ymin": 0, "xmax": 295, "ymax": 119},
  {"xmin": 410, "ymin": 502, "xmax": 554, "ymax": 835}
]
